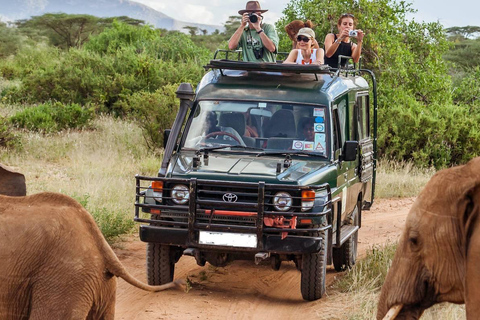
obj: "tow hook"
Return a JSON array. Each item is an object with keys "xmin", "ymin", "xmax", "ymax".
[
  {"xmin": 254, "ymin": 252, "xmax": 270, "ymax": 265},
  {"xmin": 184, "ymin": 248, "xmax": 206, "ymax": 266}
]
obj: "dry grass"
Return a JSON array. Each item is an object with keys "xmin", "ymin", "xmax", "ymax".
[
  {"xmin": 375, "ymin": 159, "xmax": 437, "ymax": 198},
  {"xmin": 1, "ymin": 112, "xmax": 162, "ymax": 241}
]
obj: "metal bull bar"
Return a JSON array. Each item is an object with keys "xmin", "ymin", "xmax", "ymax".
[{"xmin": 134, "ymin": 176, "xmax": 334, "ymax": 251}]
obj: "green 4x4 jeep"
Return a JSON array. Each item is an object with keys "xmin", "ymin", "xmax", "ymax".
[{"xmin": 134, "ymin": 58, "xmax": 377, "ymax": 301}]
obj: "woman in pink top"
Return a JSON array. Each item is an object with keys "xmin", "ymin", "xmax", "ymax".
[{"xmin": 283, "ymin": 28, "xmax": 324, "ymax": 65}]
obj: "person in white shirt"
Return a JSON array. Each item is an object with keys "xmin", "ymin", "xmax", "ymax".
[{"xmin": 283, "ymin": 28, "xmax": 324, "ymax": 65}]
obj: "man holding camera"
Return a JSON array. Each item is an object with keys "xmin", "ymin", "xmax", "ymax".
[{"xmin": 228, "ymin": 1, "xmax": 279, "ymax": 63}]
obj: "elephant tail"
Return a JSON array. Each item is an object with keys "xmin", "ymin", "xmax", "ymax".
[{"xmin": 101, "ymin": 239, "xmax": 185, "ymax": 292}]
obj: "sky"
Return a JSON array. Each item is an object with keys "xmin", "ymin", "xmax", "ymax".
[{"xmin": 130, "ymin": 0, "xmax": 478, "ymax": 29}]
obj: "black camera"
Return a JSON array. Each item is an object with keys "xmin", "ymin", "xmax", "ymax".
[
  {"xmin": 248, "ymin": 13, "xmax": 259, "ymax": 23},
  {"xmin": 253, "ymin": 47, "xmax": 264, "ymax": 59}
]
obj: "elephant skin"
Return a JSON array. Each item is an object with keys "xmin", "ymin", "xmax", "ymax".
[
  {"xmin": 377, "ymin": 157, "xmax": 480, "ymax": 319},
  {"xmin": 0, "ymin": 164, "xmax": 26, "ymax": 196},
  {"xmin": 0, "ymin": 192, "xmax": 183, "ymax": 319}
]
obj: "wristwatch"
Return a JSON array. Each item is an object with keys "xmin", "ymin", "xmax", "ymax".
[{"xmin": 257, "ymin": 29, "xmax": 264, "ymax": 34}]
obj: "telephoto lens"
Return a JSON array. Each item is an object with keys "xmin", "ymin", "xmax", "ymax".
[{"xmin": 248, "ymin": 13, "xmax": 258, "ymax": 23}]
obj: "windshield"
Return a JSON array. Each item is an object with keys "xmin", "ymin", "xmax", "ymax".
[{"xmin": 183, "ymin": 101, "xmax": 329, "ymax": 157}]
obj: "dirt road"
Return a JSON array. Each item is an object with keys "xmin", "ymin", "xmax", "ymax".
[{"xmin": 114, "ymin": 198, "xmax": 414, "ymax": 320}]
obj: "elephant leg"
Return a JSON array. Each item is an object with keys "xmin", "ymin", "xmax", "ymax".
[{"xmin": 86, "ymin": 277, "xmax": 117, "ymax": 320}]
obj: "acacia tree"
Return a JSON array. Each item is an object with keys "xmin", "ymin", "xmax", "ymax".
[{"xmin": 15, "ymin": 14, "xmax": 145, "ymax": 49}]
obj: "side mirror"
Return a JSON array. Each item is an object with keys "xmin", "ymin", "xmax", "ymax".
[
  {"xmin": 342, "ymin": 141, "xmax": 358, "ymax": 161},
  {"xmin": 163, "ymin": 129, "xmax": 171, "ymax": 149}
]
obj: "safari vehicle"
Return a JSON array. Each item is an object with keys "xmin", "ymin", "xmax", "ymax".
[{"xmin": 134, "ymin": 55, "xmax": 377, "ymax": 301}]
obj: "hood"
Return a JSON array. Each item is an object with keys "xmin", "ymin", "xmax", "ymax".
[{"xmin": 167, "ymin": 151, "xmax": 331, "ymax": 185}]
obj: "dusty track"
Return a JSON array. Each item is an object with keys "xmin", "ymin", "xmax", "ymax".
[{"xmin": 114, "ymin": 198, "xmax": 414, "ymax": 319}]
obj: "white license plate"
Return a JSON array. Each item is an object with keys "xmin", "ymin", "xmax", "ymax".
[{"xmin": 199, "ymin": 231, "xmax": 257, "ymax": 248}]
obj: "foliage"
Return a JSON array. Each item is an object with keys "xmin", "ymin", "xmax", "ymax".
[
  {"xmin": 116, "ymin": 84, "xmax": 179, "ymax": 151},
  {"xmin": 84, "ymin": 20, "xmax": 158, "ymax": 54},
  {"xmin": 73, "ymin": 193, "xmax": 134, "ymax": 244},
  {"xmin": 9, "ymin": 102, "xmax": 95, "ymax": 133},
  {"xmin": 444, "ymin": 37, "xmax": 480, "ymax": 69},
  {"xmin": 0, "ymin": 22, "xmax": 33, "ymax": 58},
  {"xmin": 452, "ymin": 66, "xmax": 480, "ymax": 105},
  {"xmin": 0, "ymin": 115, "xmax": 22, "ymax": 149},
  {"xmin": 3, "ymin": 42, "xmax": 205, "ymax": 114},
  {"xmin": 277, "ymin": 0, "xmax": 460, "ymax": 168},
  {"xmin": 15, "ymin": 13, "xmax": 146, "ymax": 49},
  {"xmin": 378, "ymin": 100, "xmax": 480, "ymax": 168},
  {"xmin": 446, "ymin": 25, "xmax": 480, "ymax": 41}
]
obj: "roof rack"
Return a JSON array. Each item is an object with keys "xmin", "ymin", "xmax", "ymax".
[{"xmin": 204, "ymin": 59, "xmax": 333, "ymax": 81}]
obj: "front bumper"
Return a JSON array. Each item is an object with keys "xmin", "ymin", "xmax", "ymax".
[{"xmin": 139, "ymin": 225, "xmax": 323, "ymax": 254}]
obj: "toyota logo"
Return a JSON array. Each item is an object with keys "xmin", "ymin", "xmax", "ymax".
[{"xmin": 222, "ymin": 193, "xmax": 238, "ymax": 202}]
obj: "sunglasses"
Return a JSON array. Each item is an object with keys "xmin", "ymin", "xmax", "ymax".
[
  {"xmin": 341, "ymin": 13, "xmax": 355, "ymax": 18},
  {"xmin": 296, "ymin": 36, "xmax": 311, "ymax": 43}
]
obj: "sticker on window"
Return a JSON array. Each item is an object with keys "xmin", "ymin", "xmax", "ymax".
[
  {"xmin": 292, "ymin": 140, "xmax": 304, "ymax": 150},
  {"xmin": 314, "ymin": 133, "xmax": 326, "ymax": 153},
  {"xmin": 313, "ymin": 108, "xmax": 325, "ymax": 117},
  {"xmin": 315, "ymin": 117, "xmax": 324, "ymax": 123},
  {"xmin": 304, "ymin": 141, "xmax": 314, "ymax": 150},
  {"xmin": 314, "ymin": 123, "xmax": 325, "ymax": 133}
]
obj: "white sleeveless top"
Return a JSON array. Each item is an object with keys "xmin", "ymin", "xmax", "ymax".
[{"xmin": 295, "ymin": 49, "xmax": 318, "ymax": 65}]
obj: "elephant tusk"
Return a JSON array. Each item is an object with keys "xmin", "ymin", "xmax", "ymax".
[{"xmin": 382, "ymin": 304, "xmax": 403, "ymax": 320}]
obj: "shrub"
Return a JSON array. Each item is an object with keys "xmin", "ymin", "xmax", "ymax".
[
  {"xmin": 9, "ymin": 101, "xmax": 95, "ymax": 133},
  {"xmin": 0, "ymin": 115, "xmax": 22, "ymax": 149},
  {"xmin": 116, "ymin": 84, "xmax": 179, "ymax": 150}
]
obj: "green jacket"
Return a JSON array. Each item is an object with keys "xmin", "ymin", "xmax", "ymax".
[{"xmin": 233, "ymin": 23, "xmax": 279, "ymax": 63}]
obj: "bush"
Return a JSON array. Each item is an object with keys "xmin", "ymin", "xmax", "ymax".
[
  {"xmin": 378, "ymin": 101, "xmax": 480, "ymax": 168},
  {"xmin": 0, "ymin": 115, "xmax": 22, "ymax": 149},
  {"xmin": 74, "ymin": 193, "xmax": 134, "ymax": 244},
  {"xmin": 9, "ymin": 101, "xmax": 95, "ymax": 133},
  {"xmin": 116, "ymin": 84, "xmax": 179, "ymax": 150}
]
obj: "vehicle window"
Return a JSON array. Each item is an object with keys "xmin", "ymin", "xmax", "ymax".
[
  {"xmin": 357, "ymin": 95, "xmax": 370, "ymax": 140},
  {"xmin": 182, "ymin": 100, "xmax": 329, "ymax": 156},
  {"xmin": 336, "ymin": 99, "xmax": 347, "ymax": 146}
]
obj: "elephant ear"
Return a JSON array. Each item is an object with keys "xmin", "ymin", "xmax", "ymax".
[{"xmin": 462, "ymin": 183, "xmax": 480, "ymax": 317}]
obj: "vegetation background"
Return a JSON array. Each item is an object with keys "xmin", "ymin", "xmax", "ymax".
[{"xmin": 0, "ymin": 0, "xmax": 478, "ymax": 318}]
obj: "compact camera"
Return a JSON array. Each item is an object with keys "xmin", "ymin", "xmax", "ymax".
[
  {"xmin": 348, "ymin": 30, "xmax": 358, "ymax": 37},
  {"xmin": 248, "ymin": 13, "xmax": 259, "ymax": 23}
]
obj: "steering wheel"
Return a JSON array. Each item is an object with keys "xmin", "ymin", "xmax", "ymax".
[{"xmin": 204, "ymin": 131, "xmax": 242, "ymax": 144}]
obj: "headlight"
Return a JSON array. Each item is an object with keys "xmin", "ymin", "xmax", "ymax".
[
  {"xmin": 273, "ymin": 192, "xmax": 292, "ymax": 211},
  {"xmin": 171, "ymin": 184, "xmax": 190, "ymax": 204}
]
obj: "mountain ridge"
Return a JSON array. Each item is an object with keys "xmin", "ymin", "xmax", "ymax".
[{"xmin": 0, "ymin": 0, "xmax": 222, "ymax": 33}]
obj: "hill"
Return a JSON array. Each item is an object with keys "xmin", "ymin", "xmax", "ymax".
[{"xmin": 0, "ymin": 0, "xmax": 222, "ymax": 33}]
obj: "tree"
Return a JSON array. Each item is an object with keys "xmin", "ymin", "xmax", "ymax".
[
  {"xmin": 446, "ymin": 26, "xmax": 480, "ymax": 41},
  {"xmin": 183, "ymin": 26, "xmax": 199, "ymax": 36},
  {"xmin": 15, "ymin": 13, "xmax": 146, "ymax": 49},
  {"xmin": 277, "ymin": 0, "xmax": 458, "ymax": 167}
]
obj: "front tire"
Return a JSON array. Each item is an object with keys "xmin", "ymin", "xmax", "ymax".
[
  {"xmin": 300, "ymin": 226, "xmax": 328, "ymax": 301},
  {"xmin": 332, "ymin": 201, "xmax": 360, "ymax": 272},
  {"xmin": 147, "ymin": 243, "xmax": 175, "ymax": 285}
]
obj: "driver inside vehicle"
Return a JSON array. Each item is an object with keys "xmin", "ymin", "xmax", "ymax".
[{"xmin": 202, "ymin": 111, "xmax": 245, "ymax": 145}]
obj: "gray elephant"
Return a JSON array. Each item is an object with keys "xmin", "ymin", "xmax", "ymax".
[
  {"xmin": 0, "ymin": 192, "xmax": 183, "ymax": 319},
  {"xmin": 377, "ymin": 157, "xmax": 480, "ymax": 319},
  {"xmin": 0, "ymin": 163, "xmax": 26, "ymax": 196}
]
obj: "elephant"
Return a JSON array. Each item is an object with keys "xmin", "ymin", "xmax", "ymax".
[
  {"xmin": 0, "ymin": 163, "xmax": 26, "ymax": 196},
  {"xmin": 377, "ymin": 157, "xmax": 480, "ymax": 319},
  {"xmin": 0, "ymin": 192, "xmax": 184, "ymax": 319}
]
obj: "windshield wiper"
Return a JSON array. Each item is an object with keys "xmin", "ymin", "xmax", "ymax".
[
  {"xmin": 197, "ymin": 145, "xmax": 263, "ymax": 153},
  {"xmin": 256, "ymin": 150, "xmax": 328, "ymax": 159}
]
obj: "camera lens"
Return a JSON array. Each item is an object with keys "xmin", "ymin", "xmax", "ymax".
[{"xmin": 248, "ymin": 13, "xmax": 258, "ymax": 23}]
